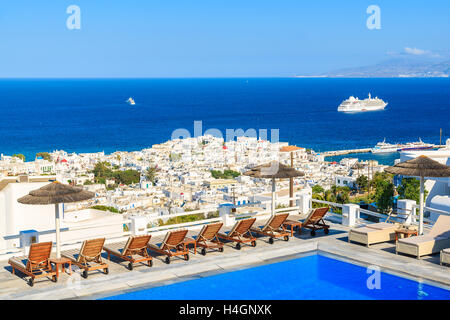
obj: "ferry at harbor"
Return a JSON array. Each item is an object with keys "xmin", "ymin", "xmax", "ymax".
[
  {"xmin": 371, "ymin": 138, "xmax": 434, "ymax": 154},
  {"xmin": 371, "ymin": 139, "xmax": 400, "ymax": 154},
  {"xmin": 338, "ymin": 93, "xmax": 387, "ymax": 112},
  {"xmin": 126, "ymin": 97, "xmax": 136, "ymax": 105},
  {"xmin": 399, "ymin": 138, "xmax": 433, "ymax": 151}
]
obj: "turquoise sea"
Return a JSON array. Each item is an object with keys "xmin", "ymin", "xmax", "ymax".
[{"xmin": 0, "ymin": 78, "xmax": 448, "ymax": 165}]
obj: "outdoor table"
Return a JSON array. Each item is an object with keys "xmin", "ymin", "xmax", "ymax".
[
  {"xmin": 50, "ymin": 257, "xmax": 72, "ymax": 279},
  {"xmin": 395, "ymin": 228, "xmax": 418, "ymax": 242},
  {"xmin": 183, "ymin": 237, "xmax": 197, "ymax": 254},
  {"xmin": 283, "ymin": 220, "xmax": 303, "ymax": 236}
]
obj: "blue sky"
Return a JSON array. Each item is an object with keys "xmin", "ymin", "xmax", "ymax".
[{"xmin": 0, "ymin": 0, "xmax": 449, "ymax": 77}]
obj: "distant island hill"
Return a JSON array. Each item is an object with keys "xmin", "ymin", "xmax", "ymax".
[{"xmin": 295, "ymin": 58, "xmax": 450, "ymax": 78}]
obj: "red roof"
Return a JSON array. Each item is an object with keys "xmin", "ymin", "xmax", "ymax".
[
  {"xmin": 61, "ymin": 159, "xmax": 68, "ymax": 163},
  {"xmin": 223, "ymin": 146, "xmax": 227, "ymax": 150}
]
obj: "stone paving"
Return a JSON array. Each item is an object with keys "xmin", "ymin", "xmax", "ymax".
[{"xmin": 0, "ymin": 219, "xmax": 448, "ymax": 300}]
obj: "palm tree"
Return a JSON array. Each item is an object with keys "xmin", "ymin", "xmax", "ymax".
[{"xmin": 145, "ymin": 166, "xmax": 157, "ymax": 185}]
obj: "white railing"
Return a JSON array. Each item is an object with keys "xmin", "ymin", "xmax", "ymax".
[
  {"xmin": 147, "ymin": 217, "xmax": 223, "ymax": 233},
  {"xmin": 1, "ymin": 193, "xmax": 449, "ymax": 261},
  {"xmin": 311, "ymin": 199, "xmax": 344, "ymax": 208},
  {"xmin": 0, "ymin": 219, "xmax": 133, "ymax": 256},
  {"xmin": 310, "ymin": 197, "xmax": 440, "ymax": 229},
  {"xmin": 421, "ymin": 205, "xmax": 450, "ymax": 216}
]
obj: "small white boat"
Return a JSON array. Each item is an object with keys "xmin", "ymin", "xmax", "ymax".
[{"xmin": 126, "ymin": 97, "xmax": 136, "ymax": 105}]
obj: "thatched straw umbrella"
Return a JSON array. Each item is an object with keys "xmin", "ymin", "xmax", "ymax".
[
  {"xmin": 280, "ymin": 145, "xmax": 302, "ymax": 207},
  {"xmin": 244, "ymin": 161, "xmax": 305, "ymax": 215},
  {"xmin": 18, "ymin": 182, "xmax": 95, "ymax": 258},
  {"xmin": 385, "ymin": 155, "xmax": 450, "ymax": 235}
]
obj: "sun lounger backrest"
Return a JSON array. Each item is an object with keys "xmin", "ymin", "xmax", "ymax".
[
  {"xmin": 227, "ymin": 220, "xmax": 240, "ymax": 236},
  {"xmin": 200, "ymin": 222, "xmax": 223, "ymax": 241},
  {"xmin": 304, "ymin": 207, "xmax": 329, "ymax": 225},
  {"xmin": 121, "ymin": 236, "xmax": 133, "ymax": 253},
  {"xmin": 263, "ymin": 213, "xmax": 289, "ymax": 231},
  {"xmin": 79, "ymin": 238, "xmax": 105, "ymax": 262},
  {"xmin": 127, "ymin": 235, "xmax": 152, "ymax": 251},
  {"xmin": 163, "ymin": 229, "xmax": 188, "ymax": 248},
  {"xmin": 428, "ymin": 215, "xmax": 450, "ymax": 238},
  {"xmin": 28, "ymin": 242, "xmax": 53, "ymax": 266},
  {"xmin": 233, "ymin": 218, "xmax": 256, "ymax": 235},
  {"xmin": 261, "ymin": 215, "xmax": 276, "ymax": 231}
]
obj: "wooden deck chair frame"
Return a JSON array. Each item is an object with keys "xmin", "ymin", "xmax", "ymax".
[
  {"xmin": 8, "ymin": 241, "xmax": 57, "ymax": 287},
  {"xmin": 147, "ymin": 229, "xmax": 189, "ymax": 264},
  {"xmin": 193, "ymin": 222, "xmax": 224, "ymax": 255},
  {"xmin": 62, "ymin": 238, "xmax": 108, "ymax": 279},
  {"xmin": 104, "ymin": 235, "xmax": 153, "ymax": 271},
  {"xmin": 301, "ymin": 207, "xmax": 330, "ymax": 236},
  {"xmin": 250, "ymin": 213, "xmax": 290, "ymax": 244},
  {"xmin": 217, "ymin": 218, "xmax": 257, "ymax": 250}
]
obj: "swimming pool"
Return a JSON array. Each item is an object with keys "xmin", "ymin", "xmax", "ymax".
[{"xmin": 102, "ymin": 254, "xmax": 450, "ymax": 300}]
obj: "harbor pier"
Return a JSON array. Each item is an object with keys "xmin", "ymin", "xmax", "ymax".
[{"xmin": 322, "ymin": 148, "xmax": 371, "ymax": 157}]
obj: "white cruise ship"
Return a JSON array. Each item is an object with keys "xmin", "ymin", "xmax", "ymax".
[
  {"xmin": 338, "ymin": 93, "xmax": 387, "ymax": 112},
  {"xmin": 371, "ymin": 139, "xmax": 400, "ymax": 154}
]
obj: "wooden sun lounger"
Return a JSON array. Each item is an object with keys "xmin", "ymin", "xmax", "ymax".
[
  {"xmin": 8, "ymin": 241, "xmax": 57, "ymax": 286},
  {"xmin": 217, "ymin": 218, "xmax": 257, "ymax": 250},
  {"xmin": 62, "ymin": 238, "xmax": 108, "ymax": 278},
  {"xmin": 186, "ymin": 222, "xmax": 224, "ymax": 256},
  {"xmin": 284, "ymin": 207, "xmax": 330, "ymax": 236},
  {"xmin": 147, "ymin": 229, "xmax": 189, "ymax": 264},
  {"xmin": 104, "ymin": 235, "xmax": 153, "ymax": 270},
  {"xmin": 250, "ymin": 213, "xmax": 290, "ymax": 244}
]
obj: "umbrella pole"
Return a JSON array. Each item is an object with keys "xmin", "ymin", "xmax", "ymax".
[
  {"xmin": 289, "ymin": 152, "xmax": 294, "ymax": 207},
  {"xmin": 55, "ymin": 204, "xmax": 61, "ymax": 258},
  {"xmin": 419, "ymin": 176, "xmax": 424, "ymax": 235},
  {"xmin": 271, "ymin": 178, "xmax": 276, "ymax": 216}
]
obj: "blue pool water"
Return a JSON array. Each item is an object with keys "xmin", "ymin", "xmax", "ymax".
[{"xmin": 102, "ymin": 254, "xmax": 450, "ymax": 300}]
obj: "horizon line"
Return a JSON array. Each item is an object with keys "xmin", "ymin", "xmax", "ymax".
[{"xmin": 0, "ymin": 76, "xmax": 449, "ymax": 80}]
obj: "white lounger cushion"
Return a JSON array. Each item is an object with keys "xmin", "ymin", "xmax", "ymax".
[
  {"xmin": 366, "ymin": 222, "xmax": 398, "ymax": 230},
  {"xmin": 348, "ymin": 226, "xmax": 397, "ymax": 246},
  {"xmin": 398, "ymin": 235, "xmax": 436, "ymax": 246}
]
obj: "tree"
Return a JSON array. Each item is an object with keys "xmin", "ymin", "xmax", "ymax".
[
  {"xmin": 145, "ymin": 166, "xmax": 157, "ymax": 185},
  {"xmin": 90, "ymin": 205, "xmax": 119, "ymax": 213},
  {"xmin": 92, "ymin": 161, "xmax": 139, "ymax": 186},
  {"xmin": 169, "ymin": 153, "xmax": 181, "ymax": 162},
  {"xmin": 397, "ymin": 177, "xmax": 428, "ymax": 204},
  {"xmin": 370, "ymin": 172, "xmax": 393, "ymax": 189},
  {"xmin": 374, "ymin": 180, "xmax": 395, "ymax": 214},
  {"xmin": 324, "ymin": 189, "xmax": 336, "ymax": 203},
  {"xmin": 36, "ymin": 152, "xmax": 51, "ymax": 161},
  {"xmin": 312, "ymin": 193, "xmax": 325, "ymax": 208},
  {"xmin": 336, "ymin": 187, "xmax": 350, "ymax": 204},
  {"xmin": 12, "ymin": 154, "xmax": 25, "ymax": 161},
  {"xmin": 114, "ymin": 169, "xmax": 140, "ymax": 185},
  {"xmin": 312, "ymin": 185, "xmax": 324, "ymax": 194},
  {"xmin": 93, "ymin": 162, "xmax": 113, "ymax": 181},
  {"xmin": 210, "ymin": 169, "xmax": 240, "ymax": 179},
  {"xmin": 356, "ymin": 175, "xmax": 368, "ymax": 192}
]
